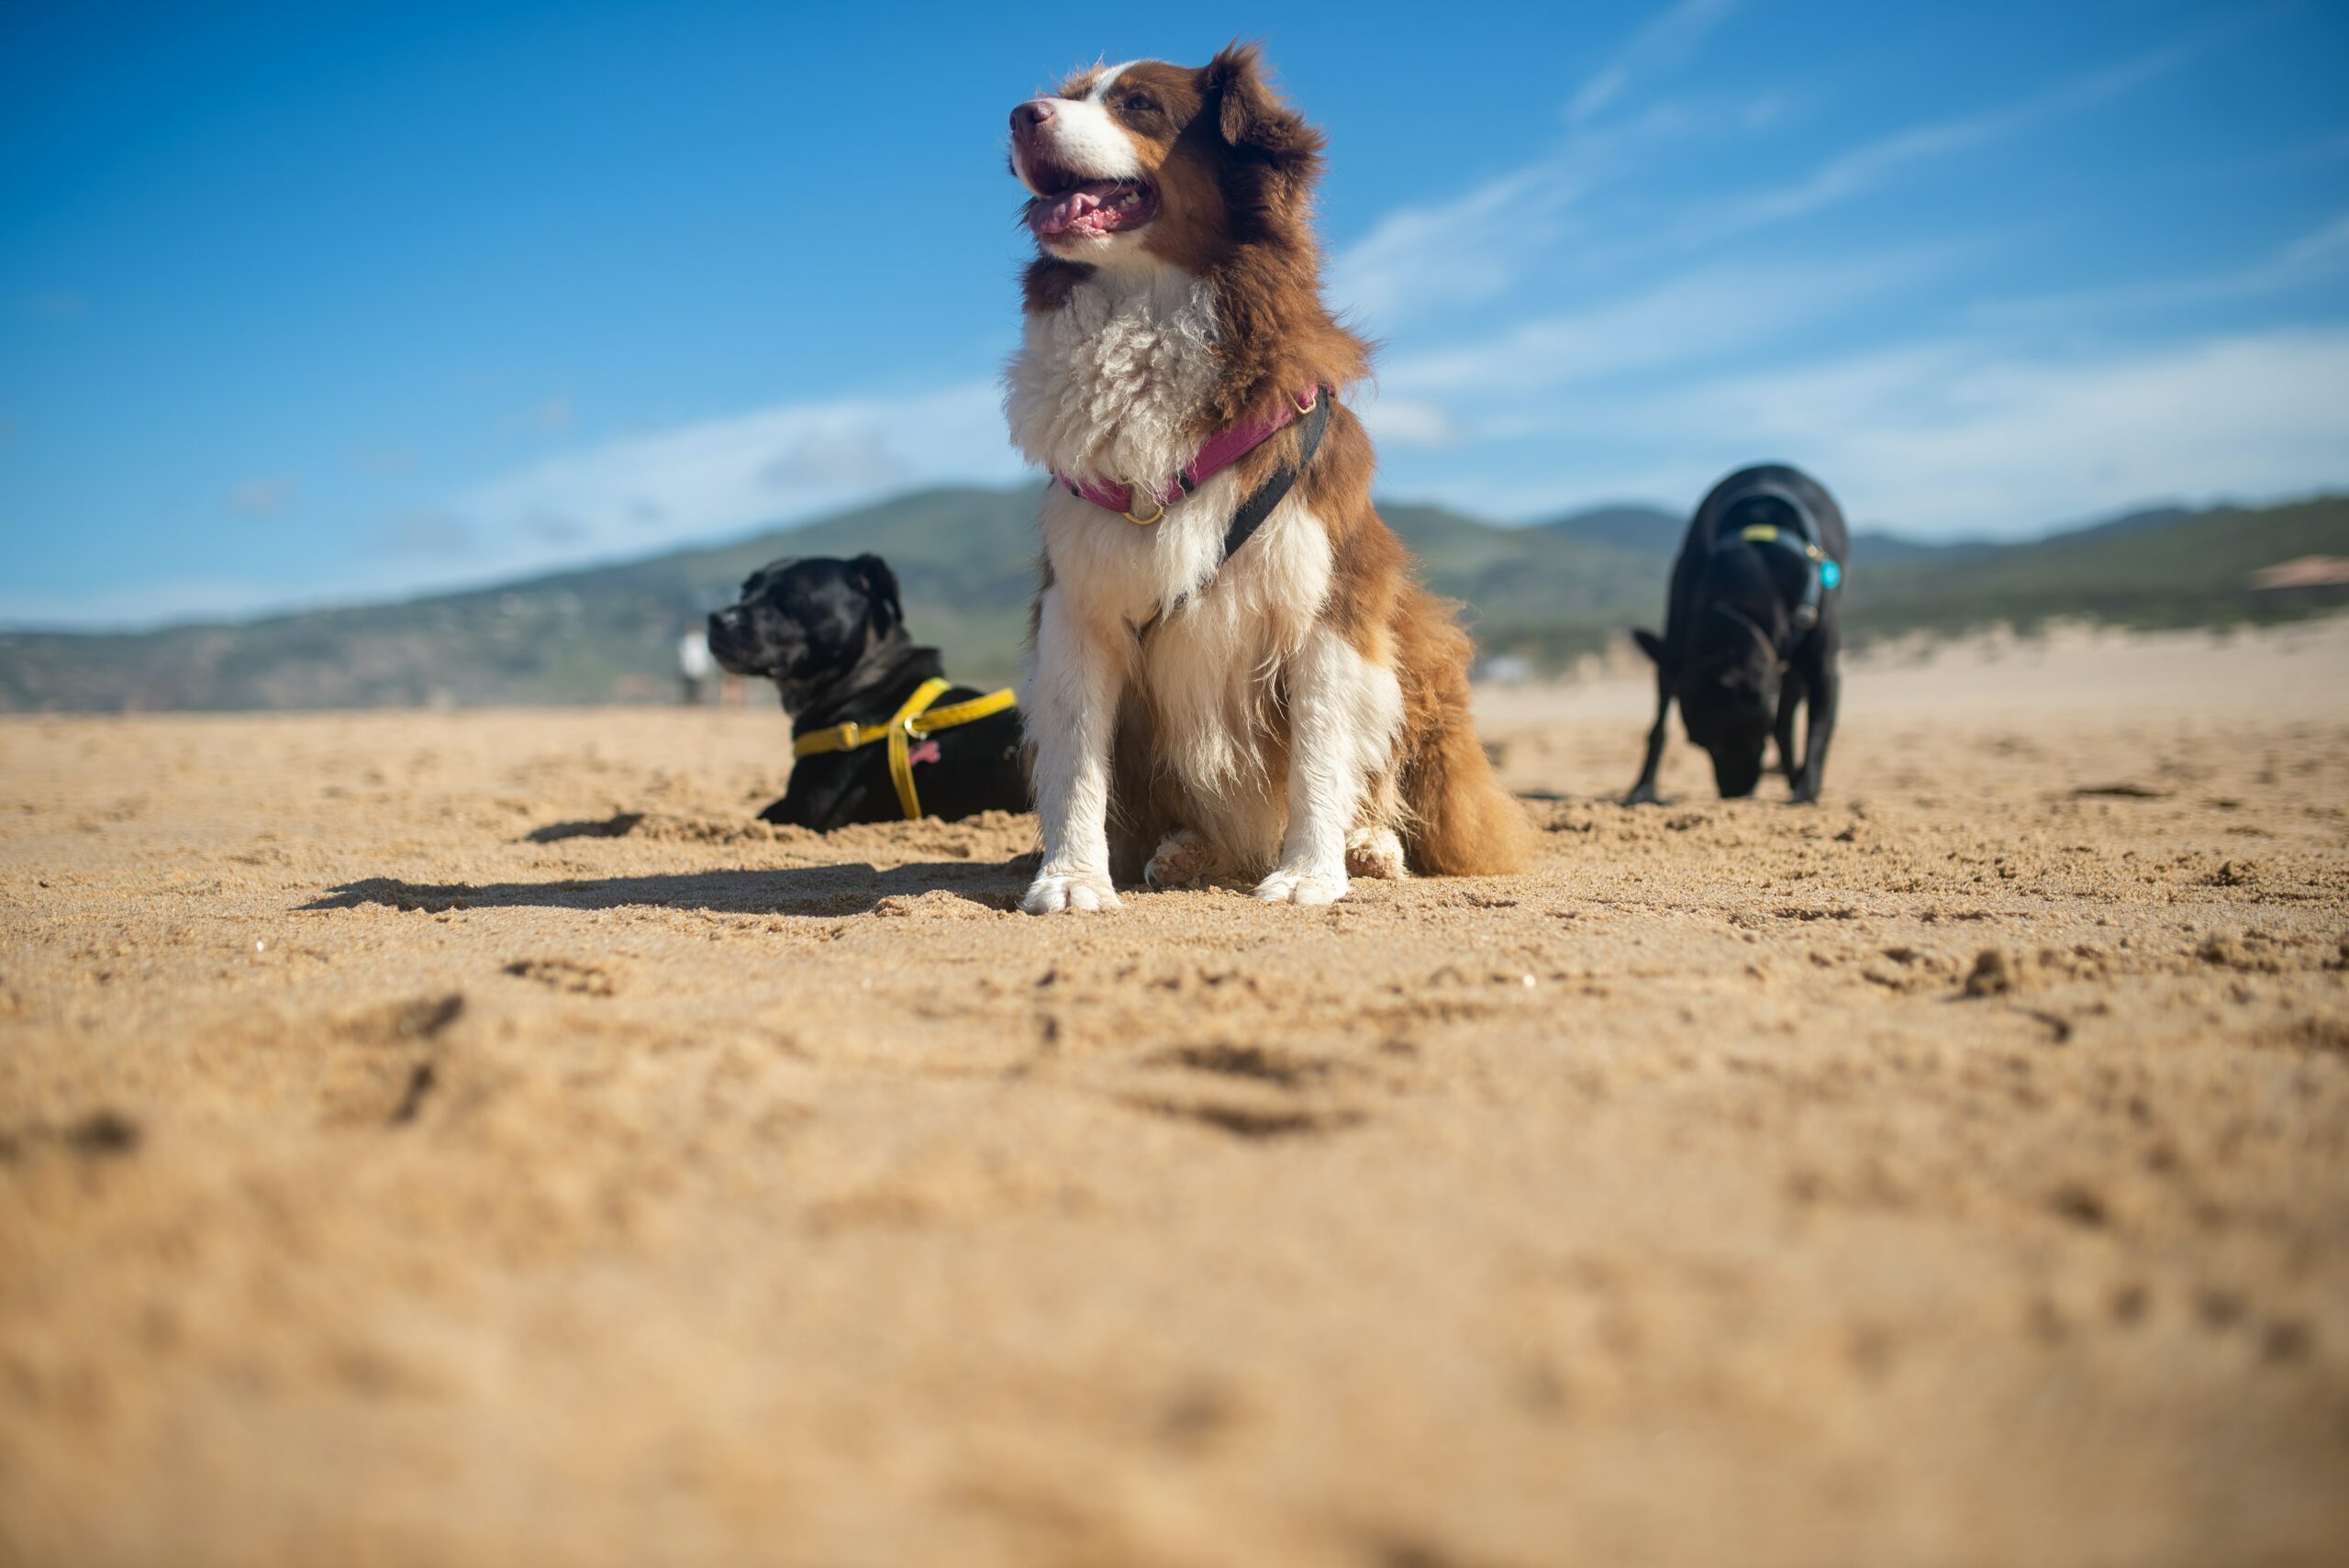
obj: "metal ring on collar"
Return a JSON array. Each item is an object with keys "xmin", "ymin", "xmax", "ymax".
[{"xmin": 1124, "ymin": 496, "xmax": 1164, "ymax": 526}]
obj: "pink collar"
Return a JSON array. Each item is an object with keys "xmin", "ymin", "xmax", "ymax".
[{"xmin": 1054, "ymin": 385, "xmax": 1323, "ymax": 525}]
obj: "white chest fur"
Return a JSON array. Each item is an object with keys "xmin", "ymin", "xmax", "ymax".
[{"xmin": 1003, "ymin": 273, "xmax": 1219, "ymax": 492}]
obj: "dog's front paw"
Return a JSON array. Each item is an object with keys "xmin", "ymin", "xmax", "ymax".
[
  {"xmin": 1787, "ymin": 785, "xmax": 1821, "ymax": 806},
  {"xmin": 1021, "ymin": 867, "xmax": 1121, "ymax": 915},
  {"xmin": 1253, "ymin": 865, "xmax": 1348, "ymax": 907},
  {"xmin": 1343, "ymin": 826, "xmax": 1407, "ymax": 880},
  {"xmin": 1144, "ymin": 828, "xmax": 1220, "ymax": 892}
]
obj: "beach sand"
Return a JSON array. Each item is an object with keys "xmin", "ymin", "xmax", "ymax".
[{"xmin": 4, "ymin": 621, "xmax": 2346, "ymax": 1566}]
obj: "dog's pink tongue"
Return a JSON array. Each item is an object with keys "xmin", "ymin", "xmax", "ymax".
[{"xmin": 1030, "ymin": 181, "xmax": 1129, "ymax": 238}]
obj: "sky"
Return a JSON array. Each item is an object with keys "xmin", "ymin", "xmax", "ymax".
[{"xmin": 2, "ymin": 0, "xmax": 2345, "ymax": 628}]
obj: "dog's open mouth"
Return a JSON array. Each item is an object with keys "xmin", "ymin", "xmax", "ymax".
[{"xmin": 1024, "ymin": 165, "xmax": 1157, "ymax": 240}]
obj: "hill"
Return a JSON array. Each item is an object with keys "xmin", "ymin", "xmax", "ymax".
[
  {"xmin": 0, "ymin": 490, "xmax": 2343, "ymax": 712},
  {"xmin": 1844, "ymin": 495, "xmax": 2349, "ymax": 639},
  {"xmin": 1540, "ymin": 503, "xmax": 1683, "ymax": 552}
]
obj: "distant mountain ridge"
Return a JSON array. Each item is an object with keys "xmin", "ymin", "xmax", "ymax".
[
  {"xmin": 1538, "ymin": 504, "xmax": 1683, "ymax": 551},
  {"xmin": 1, "ymin": 489, "xmax": 2343, "ymax": 712}
]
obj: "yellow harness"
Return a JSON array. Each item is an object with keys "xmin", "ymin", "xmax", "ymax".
[
  {"xmin": 1735, "ymin": 521, "xmax": 1830, "ymax": 562},
  {"xmin": 790, "ymin": 676, "xmax": 1019, "ymax": 821}
]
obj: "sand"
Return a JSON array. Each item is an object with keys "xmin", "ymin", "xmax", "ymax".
[{"xmin": 3, "ymin": 620, "xmax": 2346, "ymax": 1567}]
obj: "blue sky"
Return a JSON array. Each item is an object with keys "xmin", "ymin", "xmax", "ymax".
[{"xmin": 3, "ymin": 0, "xmax": 2345, "ymax": 627}]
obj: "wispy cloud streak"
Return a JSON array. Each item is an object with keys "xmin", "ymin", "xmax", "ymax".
[
  {"xmin": 1329, "ymin": 97, "xmax": 1763, "ymax": 327},
  {"xmin": 1330, "ymin": 0, "xmax": 1751, "ymax": 327},
  {"xmin": 1568, "ymin": 0, "xmax": 1744, "ymax": 126},
  {"xmin": 1978, "ymin": 212, "xmax": 2349, "ymax": 321},
  {"xmin": 1378, "ymin": 250, "xmax": 1944, "ymax": 408},
  {"xmin": 1683, "ymin": 40, "xmax": 2198, "ymax": 245}
]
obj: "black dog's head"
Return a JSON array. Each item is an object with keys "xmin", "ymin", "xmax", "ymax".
[
  {"xmin": 1635, "ymin": 601, "xmax": 1786, "ymax": 799},
  {"xmin": 707, "ymin": 554, "xmax": 903, "ymax": 710}
]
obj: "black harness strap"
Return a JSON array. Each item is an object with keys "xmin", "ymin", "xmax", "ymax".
[
  {"xmin": 1133, "ymin": 389, "xmax": 1330, "ymax": 642},
  {"xmin": 1219, "ymin": 387, "xmax": 1330, "ymax": 566}
]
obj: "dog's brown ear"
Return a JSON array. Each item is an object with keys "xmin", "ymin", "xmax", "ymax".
[
  {"xmin": 1201, "ymin": 42, "xmax": 1319, "ymax": 166},
  {"xmin": 850, "ymin": 553, "xmax": 902, "ymax": 638}
]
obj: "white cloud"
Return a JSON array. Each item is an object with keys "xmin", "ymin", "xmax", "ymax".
[
  {"xmin": 1569, "ymin": 0, "xmax": 1743, "ymax": 126},
  {"xmin": 1380, "ymin": 250, "xmax": 1943, "ymax": 399},
  {"xmin": 1328, "ymin": 97, "xmax": 1753, "ymax": 328},
  {"xmin": 1333, "ymin": 27, "xmax": 2212, "ymax": 334},
  {"xmin": 1418, "ymin": 327, "xmax": 2349, "ymax": 534},
  {"xmin": 1354, "ymin": 393, "xmax": 1460, "ymax": 449},
  {"xmin": 1327, "ymin": 0, "xmax": 1752, "ymax": 327},
  {"xmin": 1769, "ymin": 328, "xmax": 2349, "ymax": 533},
  {"xmin": 759, "ymin": 426, "xmax": 912, "ymax": 491},
  {"xmin": 1321, "ymin": 0, "xmax": 1776, "ymax": 328},
  {"xmin": 445, "ymin": 380, "xmax": 1021, "ymax": 580},
  {"xmin": 1329, "ymin": 162, "xmax": 1582, "ymax": 328}
]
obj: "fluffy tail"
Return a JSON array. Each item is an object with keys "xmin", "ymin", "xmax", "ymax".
[{"xmin": 1394, "ymin": 590, "xmax": 1533, "ymax": 877}]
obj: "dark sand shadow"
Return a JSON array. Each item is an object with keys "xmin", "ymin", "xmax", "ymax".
[{"xmin": 304, "ymin": 859, "xmax": 1030, "ymax": 918}]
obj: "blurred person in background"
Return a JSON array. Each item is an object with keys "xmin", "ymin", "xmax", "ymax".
[{"xmin": 677, "ymin": 622, "xmax": 713, "ymax": 706}]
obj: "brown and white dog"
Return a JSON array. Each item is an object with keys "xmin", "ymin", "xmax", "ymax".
[{"xmin": 1005, "ymin": 46, "xmax": 1529, "ymax": 913}]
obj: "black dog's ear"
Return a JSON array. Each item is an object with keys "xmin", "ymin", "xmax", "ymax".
[
  {"xmin": 1631, "ymin": 629, "xmax": 1668, "ymax": 667},
  {"xmin": 849, "ymin": 553, "xmax": 902, "ymax": 637},
  {"xmin": 1201, "ymin": 42, "xmax": 1321, "ymax": 167}
]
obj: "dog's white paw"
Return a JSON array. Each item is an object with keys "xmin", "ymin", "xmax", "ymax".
[
  {"xmin": 1343, "ymin": 826, "xmax": 1407, "ymax": 880},
  {"xmin": 1253, "ymin": 865, "xmax": 1348, "ymax": 906},
  {"xmin": 1021, "ymin": 868, "xmax": 1121, "ymax": 915},
  {"xmin": 1143, "ymin": 828, "xmax": 1221, "ymax": 892}
]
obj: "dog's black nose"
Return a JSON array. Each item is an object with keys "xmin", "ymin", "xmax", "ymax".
[{"xmin": 1011, "ymin": 99, "xmax": 1054, "ymax": 134}]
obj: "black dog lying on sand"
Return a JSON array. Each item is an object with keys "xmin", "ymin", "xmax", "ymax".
[
  {"xmin": 707, "ymin": 555, "xmax": 1028, "ymax": 829},
  {"xmin": 1624, "ymin": 463, "xmax": 1847, "ymax": 806}
]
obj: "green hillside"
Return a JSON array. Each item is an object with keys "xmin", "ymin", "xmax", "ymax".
[
  {"xmin": 0, "ymin": 490, "xmax": 2342, "ymax": 712},
  {"xmin": 1844, "ymin": 495, "xmax": 2349, "ymax": 637}
]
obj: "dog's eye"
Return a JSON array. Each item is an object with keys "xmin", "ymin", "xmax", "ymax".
[{"xmin": 1121, "ymin": 92, "xmax": 1155, "ymax": 115}]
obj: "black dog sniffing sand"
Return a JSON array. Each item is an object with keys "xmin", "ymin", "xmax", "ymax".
[
  {"xmin": 707, "ymin": 554, "xmax": 1028, "ymax": 830},
  {"xmin": 1624, "ymin": 463, "xmax": 1848, "ymax": 806}
]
